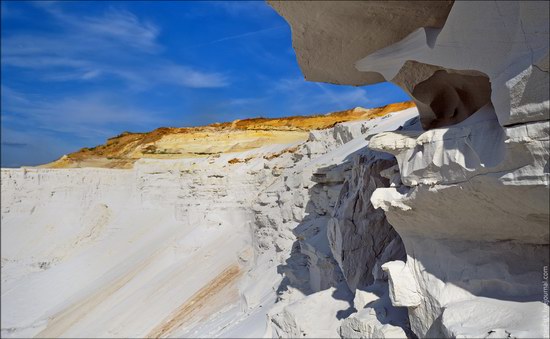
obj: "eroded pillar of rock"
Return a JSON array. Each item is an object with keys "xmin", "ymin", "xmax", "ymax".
[{"xmin": 328, "ymin": 150, "xmax": 405, "ymax": 291}]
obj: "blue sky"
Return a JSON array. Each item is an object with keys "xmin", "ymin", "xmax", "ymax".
[{"xmin": 1, "ymin": 1, "xmax": 409, "ymax": 167}]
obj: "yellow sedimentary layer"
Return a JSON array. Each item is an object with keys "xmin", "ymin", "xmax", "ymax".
[{"xmin": 44, "ymin": 101, "xmax": 415, "ymax": 169}]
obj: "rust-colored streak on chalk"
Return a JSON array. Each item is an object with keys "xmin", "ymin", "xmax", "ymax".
[
  {"xmin": 146, "ymin": 264, "xmax": 242, "ymax": 339},
  {"xmin": 35, "ymin": 249, "xmax": 164, "ymax": 338}
]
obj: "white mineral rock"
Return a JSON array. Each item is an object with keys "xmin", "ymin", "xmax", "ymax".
[
  {"xmin": 270, "ymin": 1, "xmax": 549, "ymax": 338},
  {"xmin": 1, "ymin": 110, "xmax": 417, "ymax": 338}
]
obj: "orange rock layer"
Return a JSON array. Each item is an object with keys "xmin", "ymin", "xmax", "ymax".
[{"xmin": 45, "ymin": 101, "xmax": 415, "ymax": 169}]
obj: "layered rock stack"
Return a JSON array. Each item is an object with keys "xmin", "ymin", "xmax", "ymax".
[{"xmin": 270, "ymin": 1, "xmax": 549, "ymax": 337}]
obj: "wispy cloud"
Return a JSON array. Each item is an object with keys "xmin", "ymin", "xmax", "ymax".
[
  {"xmin": 1, "ymin": 84, "xmax": 179, "ymax": 166},
  {"xmin": 224, "ymin": 97, "xmax": 266, "ymax": 106},
  {"xmin": 270, "ymin": 76, "xmax": 375, "ymax": 115},
  {"xmin": 314, "ymin": 83, "xmax": 371, "ymax": 106},
  {"xmin": 33, "ymin": 2, "xmax": 161, "ymax": 52},
  {"xmin": 2, "ymin": 55, "xmax": 89, "ymax": 69},
  {"xmin": 193, "ymin": 25, "xmax": 285, "ymax": 47},
  {"xmin": 1, "ymin": 3, "xmax": 229, "ymax": 89},
  {"xmin": 0, "ymin": 1, "xmax": 409, "ymax": 168},
  {"xmin": 212, "ymin": 1, "xmax": 276, "ymax": 18},
  {"xmin": 1, "ymin": 85, "xmax": 169, "ymax": 139},
  {"xmin": 156, "ymin": 64, "xmax": 229, "ymax": 88}
]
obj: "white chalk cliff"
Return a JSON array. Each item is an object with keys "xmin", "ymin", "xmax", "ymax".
[
  {"xmin": 1, "ymin": 110, "xmax": 417, "ymax": 338},
  {"xmin": 1, "ymin": 1, "xmax": 549, "ymax": 338}
]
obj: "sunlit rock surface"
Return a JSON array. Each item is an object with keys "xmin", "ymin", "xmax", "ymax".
[
  {"xmin": 43, "ymin": 102, "xmax": 413, "ymax": 169},
  {"xmin": 272, "ymin": 0, "xmax": 549, "ymax": 338},
  {"xmin": 1, "ymin": 106, "xmax": 418, "ymax": 338}
]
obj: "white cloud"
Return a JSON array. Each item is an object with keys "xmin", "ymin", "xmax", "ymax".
[
  {"xmin": 213, "ymin": 1, "xmax": 275, "ymax": 18},
  {"xmin": 193, "ymin": 25, "xmax": 285, "ymax": 48},
  {"xmin": 271, "ymin": 77, "xmax": 372, "ymax": 114},
  {"xmin": 81, "ymin": 70, "xmax": 102, "ymax": 80},
  {"xmin": 1, "ymin": 55, "xmax": 90, "ymax": 69},
  {"xmin": 156, "ymin": 64, "xmax": 228, "ymax": 88},
  {"xmin": 273, "ymin": 77, "xmax": 306, "ymax": 92},
  {"xmin": 224, "ymin": 97, "xmax": 265, "ymax": 106},
  {"xmin": 314, "ymin": 83, "xmax": 371, "ymax": 106},
  {"xmin": 1, "ymin": 4, "xmax": 229, "ymax": 89},
  {"xmin": 1, "ymin": 81, "xmax": 182, "ymax": 167},
  {"xmin": 33, "ymin": 2, "xmax": 161, "ymax": 52},
  {"xmin": 78, "ymin": 9, "xmax": 160, "ymax": 51},
  {"xmin": 1, "ymin": 86, "xmax": 169, "ymax": 139}
]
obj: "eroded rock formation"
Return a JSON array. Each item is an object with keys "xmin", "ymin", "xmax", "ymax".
[
  {"xmin": 271, "ymin": 0, "xmax": 549, "ymax": 338},
  {"xmin": 1, "ymin": 105, "xmax": 419, "ymax": 338},
  {"xmin": 269, "ymin": 1, "xmax": 454, "ymax": 85},
  {"xmin": 328, "ymin": 150, "xmax": 405, "ymax": 290},
  {"xmin": 395, "ymin": 63, "xmax": 492, "ymax": 129}
]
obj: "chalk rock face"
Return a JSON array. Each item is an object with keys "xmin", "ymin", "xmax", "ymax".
[
  {"xmin": 268, "ymin": 1, "xmax": 454, "ymax": 85},
  {"xmin": 339, "ymin": 284, "xmax": 409, "ymax": 339},
  {"xmin": 355, "ymin": 1, "xmax": 550, "ymax": 127},
  {"xmin": 270, "ymin": 286, "xmax": 354, "ymax": 338},
  {"xmin": 369, "ymin": 108, "xmax": 549, "ymax": 337},
  {"xmin": 0, "ymin": 161, "xmax": 263, "ymax": 338},
  {"xmin": 252, "ymin": 108, "xmax": 420, "ymax": 337},
  {"xmin": 328, "ymin": 150, "xmax": 405, "ymax": 291},
  {"xmin": 1, "ymin": 106, "xmax": 419, "ymax": 338},
  {"xmin": 272, "ymin": 1, "xmax": 549, "ymax": 338}
]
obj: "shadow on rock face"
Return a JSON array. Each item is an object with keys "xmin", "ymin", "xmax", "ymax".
[
  {"xmin": 391, "ymin": 60, "xmax": 493, "ymax": 130},
  {"xmin": 274, "ymin": 181, "xmax": 347, "ymax": 298},
  {"xmin": 273, "ymin": 149, "xmax": 408, "ymax": 326},
  {"xmin": 412, "ymin": 70, "xmax": 492, "ymax": 129}
]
